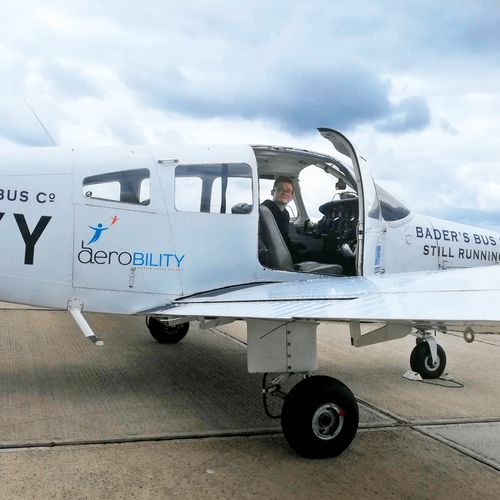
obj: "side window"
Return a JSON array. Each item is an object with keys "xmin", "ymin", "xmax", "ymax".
[
  {"xmin": 83, "ymin": 168, "xmax": 150, "ymax": 205},
  {"xmin": 175, "ymin": 163, "xmax": 253, "ymax": 213}
]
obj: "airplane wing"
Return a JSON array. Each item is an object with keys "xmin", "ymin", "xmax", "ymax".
[{"xmin": 147, "ymin": 266, "xmax": 500, "ymax": 334}]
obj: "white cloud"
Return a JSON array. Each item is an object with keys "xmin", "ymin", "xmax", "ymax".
[{"xmin": 0, "ymin": 0, "xmax": 499, "ymax": 229}]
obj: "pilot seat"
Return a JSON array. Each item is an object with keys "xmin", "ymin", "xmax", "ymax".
[{"xmin": 258, "ymin": 204, "xmax": 343, "ymax": 275}]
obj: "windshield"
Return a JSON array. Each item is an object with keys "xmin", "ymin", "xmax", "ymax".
[{"xmin": 375, "ymin": 184, "xmax": 411, "ymax": 221}]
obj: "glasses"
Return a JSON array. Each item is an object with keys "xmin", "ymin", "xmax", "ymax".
[{"xmin": 273, "ymin": 187, "xmax": 293, "ymax": 195}]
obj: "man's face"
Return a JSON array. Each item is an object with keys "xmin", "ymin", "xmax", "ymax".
[{"xmin": 272, "ymin": 181, "xmax": 294, "ymax": 206}]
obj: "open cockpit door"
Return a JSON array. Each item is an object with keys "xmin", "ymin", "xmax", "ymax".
[{"xmin": 318, "ymin": 128, "xmax": 384, "ymax": 276}]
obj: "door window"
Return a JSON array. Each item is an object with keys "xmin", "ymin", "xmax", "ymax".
[{"xmin": 175, "ymin": 163, "xmax": 253, "ymax": 214}]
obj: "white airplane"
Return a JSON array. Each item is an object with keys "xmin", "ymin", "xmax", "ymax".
[{"xmin": 1, "ymin": 127, "xmax": 500, "ymax": 458}]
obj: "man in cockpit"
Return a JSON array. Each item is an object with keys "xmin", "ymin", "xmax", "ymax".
[{"xmin": 261, "ymin": 176, "xmax": 300, "ymax": 260}]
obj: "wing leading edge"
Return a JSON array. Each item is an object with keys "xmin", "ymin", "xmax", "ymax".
[{"xmin": 149, "ymin": 266, "xmax": 500, "ymax": 333}]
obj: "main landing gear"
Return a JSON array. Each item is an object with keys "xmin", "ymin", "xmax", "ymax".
[
  {"xmin": 146, "ymin": 316, "xmax": 190, "ymax": 344},
  {"xmin": 409, "ymin": 332, "xmax": 447, "ymax": 379},
  {"xmin": 264, "ymin": 374, "xmax": 359, "ymax": 458}
]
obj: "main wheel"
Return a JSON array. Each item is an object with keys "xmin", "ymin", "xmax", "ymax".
[
  {"xmin": 410, "ymin": 342, "xmax": 446, "ymax": 379},
  {"xmin": 146, "ymin": 317, "xmax": 189, "ymax": 344},
  {"xmin": 281, "ymin": 376, "xmax": 359, "ymax": 458}
]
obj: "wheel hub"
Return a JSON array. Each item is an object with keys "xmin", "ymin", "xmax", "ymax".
[
  {"xmin": 424, "ymin": 354, "xmax": 440, "ymax": 372},
  {"xmin": 312, "ymin": 403, "xmax": 344, "ymax": 440}
]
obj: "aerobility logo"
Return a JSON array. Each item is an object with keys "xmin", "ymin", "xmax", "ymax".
[
  {"xmin": 78, "ymin": 215, "xmax": 185, "ymax": 270},
  {"xmin": 88, "ymin": 215, "xmax": 119, "ymax": 244}
]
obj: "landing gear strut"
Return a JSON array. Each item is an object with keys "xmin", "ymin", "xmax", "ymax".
[
  {"xmin": 266, "ymin": 375, "xmax": 359, "ymax": 458},
  {"xmin": 146, "ymin": 317, "xmax": 190, "ymax": 344}
]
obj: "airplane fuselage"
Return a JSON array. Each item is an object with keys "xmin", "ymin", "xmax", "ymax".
[{"xmin": 0, "ymin": 144, "xmax": 499, "ymax": 314}]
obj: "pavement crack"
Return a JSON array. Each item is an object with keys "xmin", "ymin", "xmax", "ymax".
[{"xmin": 411, "ymin": 425, "xmax": 500, "ymax": 473}]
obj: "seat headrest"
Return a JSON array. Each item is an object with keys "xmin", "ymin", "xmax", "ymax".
[{"xmin": 231, "ymin": 203, "xmax": 253, "ymax": 214}]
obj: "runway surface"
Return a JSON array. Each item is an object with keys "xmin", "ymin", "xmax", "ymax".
[{"xmin": 0, "ymin": 303, "xmax": 499, "ymax": 498}]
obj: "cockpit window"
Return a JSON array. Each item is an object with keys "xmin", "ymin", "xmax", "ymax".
[
  {"xmin": 375, "ymin": 184, "xmax": 411, "ymax": 221},
  {"xmin": 175, "ymin": 163, "xmax": 253, "ymax": 213}
]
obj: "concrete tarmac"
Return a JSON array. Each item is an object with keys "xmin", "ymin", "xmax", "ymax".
[{"xmin": 0, "ymin": 304, "xmax": 499, "ymax": 499}]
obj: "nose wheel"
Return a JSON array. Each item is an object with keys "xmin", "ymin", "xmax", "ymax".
[
  {"xmin": 410, "ymin": 340, "xmax": 447, "ymax": 379},
  {"xmin": 280, "ymin": 375, "xmax": 359, "ymax": 458}
]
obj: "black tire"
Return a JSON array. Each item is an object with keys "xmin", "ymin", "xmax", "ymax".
[
  {"xmin": 146, "ymin": 317, "xmax": 189, "ymax": 344},
  {"xmin": 281, "ymin": 376, "xmax": 359, "ymax": 458},
  {"xmin": 410, "ymin": 342, "xmax": 446, "ymax": 379}
]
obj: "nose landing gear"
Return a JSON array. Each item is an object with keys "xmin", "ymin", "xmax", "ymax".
[{"xmin": 410, "ymin": 333, "xmax": 447, "ymax": 379}]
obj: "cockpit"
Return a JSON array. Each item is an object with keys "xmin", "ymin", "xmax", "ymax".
[
  {"xmin": 156, "ymin": 140, "xmax": 411, "ymax": 280},
  {"xmin": 253, "ymin": 145, "xmax": 361, "ymax": 276}
]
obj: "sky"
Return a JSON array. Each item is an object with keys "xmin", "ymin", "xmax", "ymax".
[{"xmin": 1, "ymin": 0, "xmax": 500, "ymax": 229}]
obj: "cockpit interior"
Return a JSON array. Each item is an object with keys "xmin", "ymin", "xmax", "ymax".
[{"xmin": 252, "ymin": 146, "xmax": 360, "ymax": 276}]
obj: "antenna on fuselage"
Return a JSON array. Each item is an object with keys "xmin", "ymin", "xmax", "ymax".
[{"xmin": 22, "ymin": 98, "xmax": 58, "ymax": 147}]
